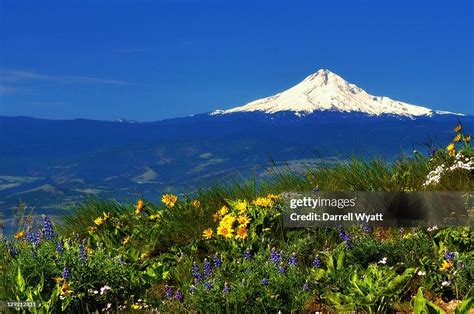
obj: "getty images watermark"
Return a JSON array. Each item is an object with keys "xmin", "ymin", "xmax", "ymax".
[
  {"xmin": 289, "ymin": 196, "xmax": 383, "ymax": 223},
  {"xmin": 283, "ymin": 192, "xmax": 473, "ymax": 228}
]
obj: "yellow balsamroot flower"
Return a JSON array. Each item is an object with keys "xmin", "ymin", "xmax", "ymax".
[
  {"xmin": 192, "ymin": 200, "xmax": 201, "ymax": 208},
  {"xmin": 122, "ymin": 235, "xmax": 130, "ymax": 245},
  {"xmin": 88, "ymin": 226, "xmax": 97, "ymax": 233},
  {"xmin": 464, "ymin": 135, "xmax": 471, "ymax": 143},
  {"xmin": 235, "ymin": 226, "xmax": 248, "ymax": 240},
  {"xmin": 162, "ymin": 194, "xmax": 178, "ymax": 207},
  {"xmin": 454, "ymin": 124, "xmax": 462, "ymax": 132},
  {"xmin": 131, "ymin": 304, "xmax": 141, "ymax": 310},
  {"xmin": 102, "ymin": 212, "xmax": 110, "ymax": 220},
  {"xmin": 202, "ymin": 228, "xmax": 213, "ymax": 239},
  {"xmin": 237, "ymin": 215, "xmax": 251, "ymax": 226},
  {"xmin": 253, "ymin": 197, "xmax": 272, "ymax": 207},
  {"xmin": 453, "ymin": 134, "xmax": 462, "ymax": 142},
  {"xmin": 149, "ymin": 213, "xmax": 161, "ymax": 221},
  {"xmin": 440, "ymin": 260, "xmax": 453, "ymax": 271},
  {"xmin": 235, "ymin": 200, "xmax": 248, "ymax": 214},
  {"xmin": 14, "ymin": 230, "xmax": 25, "ymax": 240},
  {"xmin": 60, "ymin": 282, "xmax": 71, "ymax": 296},
  {"xmin": 135, "ymin": 199, "xmax": 145, "ymax": 214},
  {"xmin": 448, "ymin": 149, "xmax": 456, "ymax": 157},
  {"xmin": 217, "ymin": 226, "xmax": 233, "ymax": 238},
  {"xmin": 446, "ymin": 143, "xmax": 455, "ymax": 151},
  {"xmin": 94, "ymin": 217, "xmax": 105, "ymax": 226},
  {"xmin": 267, "ymin": 194, "xmax": 279, "ymax": 201},
  {"xmin": 219, "ymin": 205, "xmax": 229, "ymax": 216},
  {"xmin": 213, "ymin": 212, "xmax": 222, "ymax": 222},
  {"xmin": 220, "ymin": 214, "xmax": 236, "ymax": 228}
]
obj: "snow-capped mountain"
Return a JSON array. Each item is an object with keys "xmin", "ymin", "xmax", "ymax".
[{"xmin": 212, "ymin": 69, "xmax": 459, "ymax": 118}]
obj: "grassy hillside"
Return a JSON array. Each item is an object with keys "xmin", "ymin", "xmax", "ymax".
[{"xmin": 0, "ymin": 123, "xmax": 473, "ymax": 313}]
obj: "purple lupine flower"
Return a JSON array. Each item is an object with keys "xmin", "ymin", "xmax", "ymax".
[
  {"xmin": 270, "ymin": 247, "xmax": 282, "ymax": 264},
  {"xmin": 203, "ymin": 258, "xmax": 212, "ymax": 277},
  {"xmin": 204, "ymin": 281, "xmax": 213, "ymax": 291},
  {"xmin": 288, "ymin": 252, "xmax": 297, "ymax": 266},
  {"xmin": 62, "ymin": 266, "xmax": 70, "ymax": 280},
  {"xmin": 213, "ymin": 254, "xmax": 222, "ymax": 268},
  {"xmin": 362, "ymin": 223, "xmax": 372, "ymax": 234},
  {"xmin": 223, "ymin": 282, "xmax": 230, "ymax": 294},
  {"xmin": 243, "ymin": 249, "xmax": 252, "ymax": 260},
  {"xmin": 278, "ymin": 264, "xmax": 286, "ymax": 273},
  {"xmin": 56, "ymin": 239, "xmax": 64, "ymax": 254},
  {"xmin": 164, "ymin": 285, "xmax": 173, "ymax": 299},
  {"xmin": 189, "ymin": 284, "xmax": 196, "ymax": 294},
  {"xmin": 312, "ymin": 186, "xmax": 319, "ymax": 193},
  {"xmin": 42, "ymin": 216, "xmax": 56, "ymax": 240},
  {"xmin": 313, "ymin": 256, "xmax": 322, "ymax": 268},
  {"xmin": 174, "ymin": 291, "xmax": 184, "ymax": 303},
  {"xmin": 261, "ymin": 278, "xmax": 269, "ymax": 286},
  {"xmin": 303, "ymin": 280, "xmax": 310, "ymax": 291},
  {"xmin": 444, "ymin": 252, "xmax": 455, "ymax": 260},
  {"xmin": 429, "ymin": 148, "xmax": 437, "ymax": 158},
  {"xmin": 338, "ymin": 226, "xmax": 352, "ymax": 249},
  {"xmin": 191, "ymin": 262, "xmax": 203, "ymax": 281},
  {"xmin": 26, "ymin": 230, "xmax": 40, "ymax": 246},
  {"xmin": 79, "ymin": 240, "xmax": 87, "ymax": 262}
]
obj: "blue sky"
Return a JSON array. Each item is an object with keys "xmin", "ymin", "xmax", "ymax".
[{"xmin": 0, "ymin": 0, "xmax": 472, "ymax": 121}]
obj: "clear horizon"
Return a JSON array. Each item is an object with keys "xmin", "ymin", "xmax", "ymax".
[{"xmin": 0, "ymin": 0, "xmax": 472, "ymax": 121}]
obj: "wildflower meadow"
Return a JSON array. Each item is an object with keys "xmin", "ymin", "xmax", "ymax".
[{"xmin": 0, "ymin": 124, "xmax": 473, "ymax": 313}]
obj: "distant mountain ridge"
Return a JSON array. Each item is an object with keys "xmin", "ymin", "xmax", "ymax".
[
  {"xmin": 212, "ymin": 69, "xmax": 462, "ymax": 118},
  {"xmin": 0, "ymin": 69, "xmax": 471, "ymax": 211}
]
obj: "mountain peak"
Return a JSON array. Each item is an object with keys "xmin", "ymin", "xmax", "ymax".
[{"xmin": 212, "ymin": 69, "xmax": 442, "ymax": 118}]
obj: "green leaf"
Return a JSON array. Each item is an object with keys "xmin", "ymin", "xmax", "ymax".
[{"xmin": 15, "ymin": 267, "xmax": 25, "ymax": 293}]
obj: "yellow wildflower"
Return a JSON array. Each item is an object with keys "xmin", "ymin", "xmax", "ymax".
[
  {"xmin": 220, "ymin": 214, "xmax": 236, "ymax": 228},
  {"xmin": 149, "ymin": 213, "xmax": 161, "ymax": 221},
  {"xmin": 122, "ymin": 235, "xmax": 130, "ymax": 245},
  {"xmin": 448, "ymin": 149, "xmax": 456, "ymax": 157},
  {"xmin": 235, "ymin": 226, "xmax": 248, "ymax": 240},
  {"xmin": 14, "ymin": 230, "xmax": 25, "ymax": 240},
  {"xmin": 453, "ymin": 134, "xmax": 462, "ymax": 142},
  {"xmin": 464, "ymin": 135, "xmax": 471, "ymax": 143},
  {"xmin": 237, "ymin": 215, "xmax": 251, "ymax": 226},
  {"xmin": 60, "ymin": 282, "xmax": 71, "ymax": 295},
  {"xmin": 235, "ymin": 200, "xmax": 248, "ymax": 214},
  {"xmin": 131, "ymin": 304, "xmax": 140, "ymax": 310},
  {"xmin": 162, "ymin": 194, "xmax": 178, "ymax": 207},
  {"xmin": 267, "ymin": 194, "xmax": 279, "ymax": 201},
  {"xmin": 94, "ymin": 217, "xmax": 104, "ymax": 226},
  {"xmin": 135, "ymin": 199, "xmax": 145, "ymax": 214},
  {"xmin": 102, "ymin": 212, "xmax": 110, "ymax": 220},
  {"xmin": 440, "ymin": 260, "xmax": 453, "ymax": 271},
  {"xmin": 253, "ymin": 197, "xmax": 272, "ymax": 207},
  {"xmin": 446, "ymin": 143, "xmax": 455, "ymax": 151},
  {"xmin": 86, "ymin": 247, "xmax": 94, "ymax": 255},
  {"xmin": 454, "ymin": 124, "xmax": 462, "ymax": 132},
  {"xmin": 219, "ymin": 206, "xmax": 229, "ymax": 216},
  {"xmin": 192, "ymin": 200, "xmax": 201, "ymax": 208},
  {"xmin": 202, "ymin": 228, "xmax": 213, "ymax": 239},
  {"xmin": 213, "ymin": 212, "xmax": 222, "ymax": 222},
  {"xmin": 88, "ymin": 226, "xmax": 97, "ymax": 233},
  {"xmin": 217, "ymin": 226, "xmax": 233, "ymax": 239}
]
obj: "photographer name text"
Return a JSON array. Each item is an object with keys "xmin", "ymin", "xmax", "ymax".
[{"xmin": 289, "ymin": 212, "xmax": 383, "ymax": 222}]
